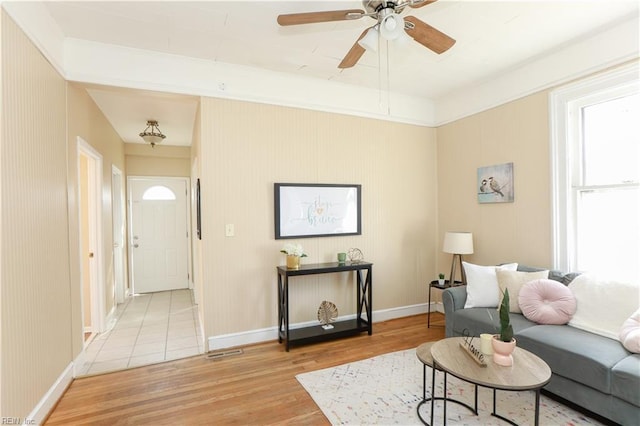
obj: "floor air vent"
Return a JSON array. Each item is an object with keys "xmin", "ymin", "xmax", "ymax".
[{"xmin": 206, "ymin": 348, "xmax": 243, "ymax": 360}]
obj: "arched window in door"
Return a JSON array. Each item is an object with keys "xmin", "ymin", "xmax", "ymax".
[{"xmin": 142, "ymin": 185, "xmax": 176, "ymax": 201}]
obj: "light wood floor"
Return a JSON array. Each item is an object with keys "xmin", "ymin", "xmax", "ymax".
[{"xmin": 45, "ymin": 313, "xmax": 445, "ymax": 425}]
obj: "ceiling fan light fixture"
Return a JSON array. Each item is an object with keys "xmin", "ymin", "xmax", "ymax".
[
  {"xmin": 393, "ymin": 23, "xmax": 412, "ymax": 46},
  {"xmin": 380, "ymin": 14, "xmax": 405, "ymax": 41},
  {"xmin": 358, "ymin": 26, "xmax": 379, "ymax": 52},
  {"xmin": 139, "ymin": 120, "xmax": 166, "ymax": 148}
]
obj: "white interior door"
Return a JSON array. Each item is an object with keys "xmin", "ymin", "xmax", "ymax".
[{"xmin": 129, "ymin": 177, "xmax": 189, "ymax": 294}]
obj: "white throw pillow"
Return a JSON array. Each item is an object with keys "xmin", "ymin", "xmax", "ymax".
[
  {"xmin": 463, "ymin": 262, "xmax": 518, "ymax": 308},
  {"xmin": 568, "ymin": 274, "xmax": 640, "ymax": 341},
  {"xmin": 619, "ymin": 308, "xmax": 640, "ymax": 353}
]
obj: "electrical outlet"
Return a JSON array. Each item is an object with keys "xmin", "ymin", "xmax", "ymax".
[{"xmin": 225, "ymin": 224, "xmax": 234, "ymax": 237}]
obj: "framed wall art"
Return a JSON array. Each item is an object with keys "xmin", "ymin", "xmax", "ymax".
[
  {"xmin": 477, "ymin": 162, "xmax": 514, "ymax": 204},
  {"xmin": 274, "ymin": 183, "xmax": 361, "ymax": 239}
]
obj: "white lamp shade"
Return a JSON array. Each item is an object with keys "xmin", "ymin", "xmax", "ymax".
[
  {"xmin": 380, "ymin": 14, "xmax": 405, "ymax": 41},
  {"xmin": 443, "ymin": 232, "xmax": 474, "ymax": 254},
  {"xmin": 358, "ymin": 27, "xmax": 379, "ymax": 52}
]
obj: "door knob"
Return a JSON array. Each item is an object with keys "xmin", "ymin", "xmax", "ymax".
[
  {"xmin": 88, "ymin": 252, "xmax": 94, "ymax": 258},
  {"xmin": 133, "ymin": 244, "xmax": 139, "ymax": 248}
]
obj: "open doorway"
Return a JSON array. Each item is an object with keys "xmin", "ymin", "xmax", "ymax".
[{"xmin": 78, "ymin": 137, "xmax": 105, "ymax": 346}]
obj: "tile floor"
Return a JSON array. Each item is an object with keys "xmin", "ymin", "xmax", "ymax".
[{"xmin": 77, "ymin": 289, "xmax": 204, "ymax": 376}]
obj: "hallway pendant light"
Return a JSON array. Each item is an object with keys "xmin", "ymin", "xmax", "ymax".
[{"xmin": 139, "ymin": 120, "xmax": 166, "ymax": 148}]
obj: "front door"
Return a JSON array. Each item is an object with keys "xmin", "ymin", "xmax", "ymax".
[{"xmin": 129, "ymin": 177, "xmax": 189, "ymax": 294}]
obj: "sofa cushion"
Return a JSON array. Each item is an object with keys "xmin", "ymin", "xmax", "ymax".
[
  {"xmin": 619, "ymin": 308, "xmax": 640, "ymax": 354},
  {"xmin": 519, "ymin": 279, "xmax": 576, "ymax": 325},
  {"xmin": 516, "ymin": 325, "xmax": 630, "ymax": 394},
  {"xmin": 611, "ymin": 355, "xmax": 640, "ymax": 406},
  {"xmin": 463, "ymin": 262, "xmax": 517, "ymax": 308},
  {"xmin": 496, "ymin": 269, "xmax": 548, "ymax": 313},
  {"xmin": 568, "ymin": 274, "xmax": 640, "ymax": 340}
]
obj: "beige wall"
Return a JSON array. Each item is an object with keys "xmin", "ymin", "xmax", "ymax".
[
  {"xmin": 0, "ymin": 11, "xmax": 70, "ymax": 418},
  {"xmin": 199, "ymin": 97, "xmax": 438, "ymax": 342},
  {"xmin": 66, "ymin": 83, "xmax": 126, "ymax": 359},
  {"xmin": 125, "ymin": 143, "xmax": 190, "ymax": 177},
  {"xmin": 436, "ymin": 91, "xmax": 552, "ymax": 275}
]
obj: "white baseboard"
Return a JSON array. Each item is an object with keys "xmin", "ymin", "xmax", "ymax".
[
  {"xmin": 27, "ymin": 362, "xmax": 73, "ymax": 425},
  {"xmin": 207, "ymin": 302, "xmax": 440, "ymax": 351}
]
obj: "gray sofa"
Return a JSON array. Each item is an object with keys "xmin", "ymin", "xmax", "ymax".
[{"xmin": 442, "ymin": 266, "xmax": 640, "ymax": 425}]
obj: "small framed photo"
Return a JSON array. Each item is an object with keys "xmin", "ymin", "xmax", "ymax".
[{"xmin": 477, "ymin": 162, "xmax": 514, "ymax": 204}]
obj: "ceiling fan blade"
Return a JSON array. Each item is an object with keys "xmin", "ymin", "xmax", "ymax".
[
  {"xmin": 338, "ymin": 28, "xmax": 370, "ymax": 69},
  {"xmin": 404, "ymin": 16, "xmax": 456, "ymax": 54},
  {"xmin": 409, "ymin": 0, "xmax": 439, "ymax": 8},
  {"xmin": 277, "ymin": 9, "xmax": 364, "ymax": 26}
]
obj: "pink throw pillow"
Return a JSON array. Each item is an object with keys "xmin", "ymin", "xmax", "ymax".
[
  {"xmin": 619, "ymin": 309, "xmax": 640, "ymax": 354},
  {"xmin": 519, "ymin": 279, "xmax": 577, "ymax": 325}
]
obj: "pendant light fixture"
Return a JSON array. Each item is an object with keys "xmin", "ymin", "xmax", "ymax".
[{"xmin": 139, "ymin": 120, "xmax": 166, "ymax": 148}]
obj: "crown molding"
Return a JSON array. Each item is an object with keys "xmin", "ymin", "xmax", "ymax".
[
  {"xmin": 4, "ymin": 3, "xmax": 638, "ymax": 128},
  {"xmin": 434, "ymin": 15, "xmax": 639, "ymax": 126}
]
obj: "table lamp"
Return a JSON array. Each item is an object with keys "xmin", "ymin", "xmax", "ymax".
[{"xmin": 443, "ymin": 231, "xmax": 474, "ymax": 285}]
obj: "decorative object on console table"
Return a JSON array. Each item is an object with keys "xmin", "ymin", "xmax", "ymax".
[
  {"xmin": 442, "ymin": 231, "xmax": 474, "ymax": 285},
  {"xmin": 337, "ymin": 252, "xmax": 347, "ymax": 264},
  {"xmin": 492, "ymin": 288, "xmax": 516, "ymax": 366},
  {"xmin": 317, "ymin": 301, "xmax": 338, "ymax": 330},
  {"xmin": 280, "ymin": 243, "xmax": 307, "ymax": 270},
  {"xmin": 438, "ymin": 273, "xmax": 445, "ymax": 286},
  {"xmin": 348, "ymin": 247, "xmax": 363, "ymax": 263}
]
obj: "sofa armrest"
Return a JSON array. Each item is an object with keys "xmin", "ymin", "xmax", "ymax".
[
  {"xmin": 442, "ymin": 286, "xmax": 467, "ymax": 338},
  {"xmin": 442, "ymin": 286, "xmax": 467, "ymax": 313}
]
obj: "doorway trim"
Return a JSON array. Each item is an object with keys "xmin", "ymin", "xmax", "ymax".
[
  {"xmin": 112, "ymin": 165, "xmax": 126, "ymax": 304},
  {"xmin": 78, "ymin": 137, "xmax": 106, "ymax": 337}
]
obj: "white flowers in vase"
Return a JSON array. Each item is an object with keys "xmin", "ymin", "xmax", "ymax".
[{"xmin": 280, "ymin": 243, "xmax": 307, "ymax": 257}]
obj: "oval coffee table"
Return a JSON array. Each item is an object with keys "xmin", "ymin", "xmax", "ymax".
[
  {"xmin": 416, "ymin": 342, "xmax": 478, "ymax": 426},
  {"xmin": 428, "ymin": 337, "xmax": 551, "ymax": 426}
]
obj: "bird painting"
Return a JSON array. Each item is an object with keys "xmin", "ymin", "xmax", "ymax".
[
  {"xmin": 477, "ymin": 163, "xmax": 514, "ymax": 204},
  {"xmin": 480, "ymin": 179, "xmax": 489, "ymax": 193},
  {"xmin": 489, "ymin": 177, "xmax": 504, "ymax": 197}
]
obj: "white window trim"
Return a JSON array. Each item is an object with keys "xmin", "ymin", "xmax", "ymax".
[{"xmin": 549, "ymin": 61, "xmax": 639, "ymax": 271}]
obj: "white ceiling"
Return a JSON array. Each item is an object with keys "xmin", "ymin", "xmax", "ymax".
[{"xmin": 8, "ymin": 1, "xmax": 640, "ymax": 146}]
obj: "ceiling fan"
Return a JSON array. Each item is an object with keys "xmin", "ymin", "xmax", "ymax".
[{"xmin": 277, "ymin": 0, "xmax": 455, "ymax": 69}]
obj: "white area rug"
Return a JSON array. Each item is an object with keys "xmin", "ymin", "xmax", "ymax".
[{"xmin": 296, "ymin": 348, "xmax": 604, "ymax": 425}]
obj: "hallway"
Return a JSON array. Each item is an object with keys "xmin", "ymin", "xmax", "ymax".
[{"xmin": 77, "ymin": 289, "xmax": 203, "ymax": 376}]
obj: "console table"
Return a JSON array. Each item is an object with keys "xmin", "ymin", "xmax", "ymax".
[{"xmin": 276, "ymin": 261, "xmax": 373, "ymax": 351}]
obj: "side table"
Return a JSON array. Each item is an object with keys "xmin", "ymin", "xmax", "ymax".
[{"xmin": 427, "ymin": 280, "xmax": 462, "ymax": 328}]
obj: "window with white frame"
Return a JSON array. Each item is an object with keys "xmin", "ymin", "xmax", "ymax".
[{"xmin": 551, "ymin": 62, "xmax": 639, "ymax": 283}]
